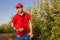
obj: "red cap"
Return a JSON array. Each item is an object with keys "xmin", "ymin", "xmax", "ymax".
[{"xmin": 16, "ymin": 3, "xmax": 23, "ymax": 8}]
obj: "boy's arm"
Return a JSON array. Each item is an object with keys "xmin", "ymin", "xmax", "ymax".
[
  {"xmin": 29, "ymin": 20, "xmax": 33, "ymax": 38},
  {"xmin": 11, "ymin": 22, "xmax": 24, "ymax": 32},
  {"xmin": 11, "ymin": 22, "xmax": 16, "ymax": 31}
]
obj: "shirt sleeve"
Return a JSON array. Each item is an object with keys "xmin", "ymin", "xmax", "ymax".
[
  {"xmin": 12, "ymin": 15, "xmax": 17, "ymax": 24},
  {"xmin": 27, "ymin": 13, "xmax": 31, "ymax": 21}
]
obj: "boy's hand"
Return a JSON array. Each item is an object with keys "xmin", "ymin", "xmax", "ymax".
[
  {"xmin": 16, "ymin": 28, "xmax": 24, "ymax": 32},
  {"xmin": 29, "ymin": 32, "xmax": 33, "ymax": 38}
]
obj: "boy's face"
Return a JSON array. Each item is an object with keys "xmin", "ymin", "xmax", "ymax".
[{"xmin": 16, "ymin": 7, "xmax": 23, "ymax": 13}]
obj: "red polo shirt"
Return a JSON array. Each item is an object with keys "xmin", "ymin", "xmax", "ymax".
[{"xmin": 12, "ymin": 12, "xmax": 31, "ymax": 36}]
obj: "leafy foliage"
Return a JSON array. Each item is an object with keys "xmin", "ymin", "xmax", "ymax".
[{"xmin": 26, "ymin": 0, "xmax": 60, "ymax": 40}]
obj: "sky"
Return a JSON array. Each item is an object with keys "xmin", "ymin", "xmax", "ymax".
[{"xmin": 0, "ymin": 0, "xmax": 36, "ymax": 25}]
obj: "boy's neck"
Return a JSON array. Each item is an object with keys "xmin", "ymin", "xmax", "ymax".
[{"xmin": 18, "ymin": 11, "xmax": 24, "ymax": 16}]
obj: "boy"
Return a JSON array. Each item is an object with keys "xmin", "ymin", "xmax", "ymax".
[{"xmin": 11, "ymin": 3, "xmax": 33, "ymax": 40}]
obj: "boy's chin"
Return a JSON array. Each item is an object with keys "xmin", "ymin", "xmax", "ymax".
[{"xmin": 19, "ymin": 11, "xmax": 23, "ymax": 13}]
